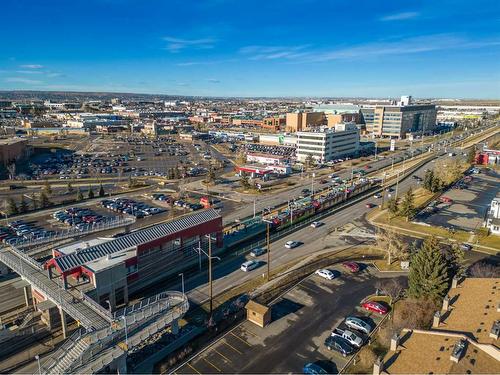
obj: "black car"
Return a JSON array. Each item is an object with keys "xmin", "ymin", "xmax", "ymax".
[{"xmin": 324, "ymin": 335, "xmax": 354, "ymax": 357}]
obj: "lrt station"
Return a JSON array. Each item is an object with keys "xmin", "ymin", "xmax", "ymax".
[{"xmin": 0, "ymin": 209, "xmax": 223, "ymax": 374}]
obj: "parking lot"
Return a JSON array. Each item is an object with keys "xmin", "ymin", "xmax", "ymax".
[
  {"xmin": 175, "ymin": 264, "xmax": 394, "ymax": 374},
  {"xmin": 416, "ymin": 168, "xmax": 499, "ymax": 232}
]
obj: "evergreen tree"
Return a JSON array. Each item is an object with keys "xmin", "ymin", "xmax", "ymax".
[
  {"xmin": 408, "ymin": 236, "xmax": 449, "ymax": 300},
  {"xmin": 423, "ymin": 170, "xmax": 434, "ymax": 191},
  {"xmin": 430, "ymin": 176, "xmax": 442, "ymax": 193},
  {"xmin": 43, "ymin": 179, "xmax": 52, "ymax": 196},
  {"xmin": 19, "ymin": 195, "xmax": 29, "ymax": 213},
  {"xmin": 98, "ymin": 183, "xmax": 105, "ymax": 197},
  {"xmin": 67, "ymin": 181, "xmax": 74, "ymax": 194},
  {"xmin": 399, "ymin": 187, "xmax": 416, "ymax": 221},
  {"xmin": 39, "ymin": 191, "xmax": 50, "ymax": 208},
  {"xmin": 76, "ymin": 188, "xmax": 84, "ymax": 201},
  {"xmin": 88, "ymin": 186, "xmax": 95, "ymax": 199},
  {"xmin": 240, "ymin": 174, "xmax": 251, "ymax": 189},
  {"xmin": 30, "ymin": 193, "xmax": 39, "ymax": 210},
  {"xmin": 206, "ymin": 166, "xmax": 216, "ymax": 184},
  {"xmin": 387, "ymin": 197, "xmax": 399, "ymax": 217},
  {"xmin": 6, "ymin": 197, "xmax": 18, "ymax": 216},
  {"xmin": 467, "ymin": 147, "xmax": 476, "ymax": 164}
]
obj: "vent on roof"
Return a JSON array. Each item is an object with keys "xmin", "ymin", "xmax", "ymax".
[
  {"xmin": 490, "ymin": 320, "xmax": 500, "ymax": 340},
  {"xmin": 450, "ymin": 339, "xmax": 467, "ymax": 363}
]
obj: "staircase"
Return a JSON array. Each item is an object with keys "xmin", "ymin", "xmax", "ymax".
[{"xmin": 48, "ymin": 338, "xmax": 91, "ymax": 374}]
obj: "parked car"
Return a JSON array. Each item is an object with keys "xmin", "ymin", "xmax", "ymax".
[
  {"xmin": 310, "ymin": 221, "xmax": 323, "ymax": 228},
  {"xmin": 331, "ymin": 328, "xmax": 364, "ymax": 348},
  {"xmin": 373, "ymin": 193, "xmax": 382, "ymax": 199},
  {"xmin": 460, "ymin": 243, "xmax": 472, "ymax": 251},
  {"xmin": 250, "ymin": 247, "xmax": 266, "ymax": 257},
  {"xmin": 361, "ymin": 301, "xmax": 388, "ymax": 315},
  {"xmin": 285, "ymin": 241, "xmax": 300, "ymax": 249},
  {"xmin": 345, "ymin": 317, "xmax": 373, "ymax": 334},
  {"xmin": 342, "ymin": 261, "xmax": 360, "ymax": 273},
  {"xmin": 315, "ymin": 269, "xmax": 336, "ymax": 280},
  {"xmin": 365, "ymin": 203, "xmax": 375, "ymax": 208},
  {"xmin": 303, "ymin": 363, "xmax": 328, "ymax": 375},
  {"xmin": 240, "ymin": 260, "xmax": 259, "ymax": 272},
  {"xmin": 324, "ymin": 335, "xmax": 354, "ymax": 357}
]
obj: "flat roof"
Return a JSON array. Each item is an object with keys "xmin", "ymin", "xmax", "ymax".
[
  {"xmin": 0, "ymin": 137, "xmax": 26, "ymax": 145},
  {"xmin": 84, "ymin": 248, "xmax": 136, "ymax": 273},
  {"xmin": 50, "ymin": 209, "xmax": 221, "ymax": 273},
  {"xmin": 383, "ymin": 330, "xmax": 500, "ymax": 374},
  {"xmin": 442, "ymin": 278, "xmax": 499, "ymax": 345},
  {"xmin": 57, "ymin": 238, "xmax": 114, "ymax": 256}
]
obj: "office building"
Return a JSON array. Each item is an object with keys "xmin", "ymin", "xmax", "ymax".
[
  {"xmin": 296, "ymin": 123, "xmax": 360, "ymax": 163},
  {"xmin": 371, "ymin": 104, "xmax": 437, "ymax": 138},
  {"xmin": 285, "ymin": 112, "xmax": 324, "ymax": 132}
]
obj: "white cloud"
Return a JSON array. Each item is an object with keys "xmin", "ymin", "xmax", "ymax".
[
  {"xmin": 207, "ymin": 78, "xmax": 220, "ymax": 83},
  {"xmin": 177, "ymin": 58, "xmax": 236, "ymax": 66},
  {"xmin": 379, "ymin": 12, "xmax": 420, "ymax": 22},
  {"xmin": 6, "ymin": 77, "xmax": 43, "ymax": 84},
  {"xmin": 16, "ymin": 70, "xmax": 43, "ymax": 74},
  {"xmin": 162, "ymin": 36, "xmax": 216, "ymax": 53},
  {"xmin": 239, "ymin": 45, "xmax": 309, "ymax": 60},
  {"xmin": 19, "ymin": 64, "xmax": 44, "ymax": 69}
]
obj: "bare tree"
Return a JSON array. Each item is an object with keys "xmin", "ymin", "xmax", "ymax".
[
  {"xmin": 469, "ymin": 262, "xmax": 500, "ymax": 278},
  {"xmin": 376, "ymin": 228, "xmax": 409, "ymax": 265},
  {"xmin": 6, "ymin": 163, "xmax": 16, "ymax": 180},
  {"xmin": 375, "ymin": 278, "xmax": 407, "ymax": 305}
]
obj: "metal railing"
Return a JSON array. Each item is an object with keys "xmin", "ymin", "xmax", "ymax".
[
  {"xmin": 40, "ymin": 327, "xmax": 88, "ymax": 373},
  {"xmin": 81, "ymin": 292, "xmax": 113, "ymax": 322},
  {"xmin": 11, "ymin": 216, "xmax": 136, "ymax": 249}
]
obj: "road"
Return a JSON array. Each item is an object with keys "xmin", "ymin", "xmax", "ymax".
[{"xmin": 155, "ymin": 150, "xmax": 493, "ymax": 307}]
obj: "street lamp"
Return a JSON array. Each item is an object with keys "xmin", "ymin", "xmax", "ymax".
[
  {"xmin": 178, "ymin": 272, "xmax": 185, "ymax": 295},
  {"xmin": 194, "ymin": 235, "xmax": 221, "ymax": 315},
  {"xmin": 121, "ymin": 315, "xmax": 129, "ymax": 349},
  {"xmin": 35, "ymin": 355, "xmax": 41, "ymax": 375}
]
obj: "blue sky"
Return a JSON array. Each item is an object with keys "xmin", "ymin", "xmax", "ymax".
[{"xmin": 1, "ymin": 0, "xmax": 499, "ymax": 98}]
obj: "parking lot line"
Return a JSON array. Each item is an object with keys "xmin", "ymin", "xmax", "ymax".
[
  {"xmin": 240, "ymin": 327, "xmax": 259, "ymax": 338},
  {"xmin": 203, "ymin": 357, "xmax": 221, "ymax": 372},
  {"xmin": 187, "ymin": 363, "xmax": 202, "ymax": 374},
  {"xmin": 298, "ymin": 283, "xmax": 317, "ymax": 294},
  {"xmin": 223, "ymin": 341, "xmax": 243, "ymax": 354},
  {"xmin": 230, "ymin": 332, "xmax": 252, "ymax": 347},
  {"xmin": 213, "ymin": 348, "xmax": 232, "ymax": 363}
]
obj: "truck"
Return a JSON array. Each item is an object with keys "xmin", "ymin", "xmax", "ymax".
[{"xmin": 331, "ymin": 328, "xmax": 364, "ymax": 348}]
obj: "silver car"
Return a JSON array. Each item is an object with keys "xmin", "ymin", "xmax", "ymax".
[{"xmin": 345, "ymin": 316, "xmax": 372, "ymax": 335}]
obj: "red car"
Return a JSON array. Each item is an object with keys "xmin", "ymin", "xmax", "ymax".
[
  {"xmin": 362, "ymin": 301, "xmax": 388, "ymax": 315},
  {"xmin": 342, "ymin": 261, "xmax": 360, "ymax": 273}
]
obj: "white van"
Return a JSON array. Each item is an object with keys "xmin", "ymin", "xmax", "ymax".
[{"xmin": 240, "ymin": 260, "xmax": 258, "ymax": 272}]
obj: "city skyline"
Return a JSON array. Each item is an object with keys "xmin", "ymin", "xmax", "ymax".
[{"xmin": 1, "ymin": 0, "xmax": 499, "ymax": 98}]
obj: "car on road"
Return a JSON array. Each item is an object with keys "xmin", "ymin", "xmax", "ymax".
[
  {"xmin": 345, "ymin": 316, "xmax": 373, "ymax": 334},
  {"xmin": 240, "ymin": 260, "xmax": 259, "ymax": 272},
  {"xmin": 315, "ymin": 269, "xmax": 336, "ymax": 280},
  {"xmin": 361, "ymin": 301, "xmax": 388, "ymax": 315},
  {"xmin": 373, "ymin": 193, "xmax": 382, "ymax": 199},
  {"xmin": 365, "ymin": 203, "xmax": 375, "ymax": 209},
  {"xmin": 303, "ymin": 363, "xmax": 328, "ymax": 375},
  {"xmin": 459, "ymin": 243, "xmax": 472, "ymax": 251},
  {"xmin": 310, "ymin": 221, "xmax": 323, "ymax": 228},
  {"xmin": 250, "ymin": 247, "xmax": 266, "ymax": 257},
  {"xmin": 342, "ymin": 261, "xmax": 360, "ymax": 273},
  {"xmin": 285, "ymin": 241, "xmax": 301, "ymax": 249},
  {"xmin": 324, "ymin": 335, "xmax": 354, "ymax": 357}
]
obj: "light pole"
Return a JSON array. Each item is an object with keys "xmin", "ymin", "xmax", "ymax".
[
  {"xmin": 35, "ymin": 355, "xmax": 41, "ymax": 375},
  {"xmin": 263, "ymin": 220, "xmax": 272, "ymax": 281},
  {"xmin": 208, "ymin": 235, "xmax": 213, "ymax": 314},
  {"xmin": 178, "ymin": 272, "xmax": 185, "ymax": 295},
  {"xmin": 121, "ymin": 315, "xmax": 129, "ymax": 349}
]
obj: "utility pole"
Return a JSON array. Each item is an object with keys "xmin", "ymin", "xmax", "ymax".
[
  {"xmin": 208, "ymin": 235, "xmax": 213, "ymax": 315},
  {"xmin": 380, "ymin": 172, "xmax": 386, "ymax": 209},
  {"xmin": 395, "ymin": 170, "xmax": 400, "ymax": 200},
  {"xmin": 266, "ymin": 222, "xmax": 271, "ymax": 281}
]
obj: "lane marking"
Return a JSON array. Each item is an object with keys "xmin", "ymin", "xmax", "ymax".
[
  {"xmin": 230, "ymin": 332, "xmax": 252, "ymax": 347},
  {"xmin": 203, "ymin": 357, "xmax": 221, "ymax": 372},
  {"xmin": 187, "ymin": 363, "xmax": 201, "ymax": 374},
  {"xmin": 213, "ymin": 348, "xmax": 232, "ymax": 363},
  {"xmin": 223, "ymin": 341, "xmax": 242, "ymax": 354}
]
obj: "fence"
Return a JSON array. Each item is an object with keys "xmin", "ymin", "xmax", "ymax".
[
  {"xmin": 81, "ymin": 292, "xmax": 113, "ymax": 321},
  {"xmin": 11, "ymin": 216, "xmax": 136, "ymax": 249}
]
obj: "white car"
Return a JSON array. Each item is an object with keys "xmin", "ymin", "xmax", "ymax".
[
  {"xmin": 240, "ymin": 260, "xmax": 259, "ymax": 272},
  {"xmin": 373, "ymin": 193, "xmax": 382, "ymax": 199},
  {"xmin": 285, "ymin": 241, "xmax": 300, "ymax": 249},
  {"xmin": 310, "ymin": 221, "xmax": 323, "ymax": 228},
  {"xmin": 315, "ymin": 269, "xmax": 336, "ymax": 280},
  {"xmin": 250, "ymin": 247, "xmax": 266, "ymax": 257},
  {"xmin": 345, "ymin": 317, "xmax": 373, "ymax": 335}
]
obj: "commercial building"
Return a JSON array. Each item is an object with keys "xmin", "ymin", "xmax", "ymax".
[
  {"xmin": 0, "ymin": 137, "xmax": 29, "ymax": 165},
  {"xmin": 246, "ymin": 153, "xmax": 291, "ymax": 166},
  {"xmin": 485, "ymin": 195, "xmax": 500, "ymax": 235},
  {"xmin": 45, "ymin": 209, "xmax": 223, "ymax": 311},
  {"xmin": 285, "ymin": 112, "xmax": 325, "ymax": 132},
  {"xmin": 296, "ymin": 123, "xmax": 360, "ymax": 163},
  {"xmin": 379, "ymin": 277, "xmax": 500, "ymax": 374},
  {"xmin": 262, "ymin": 117, "xmax": 285, "ymax": 131}
]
